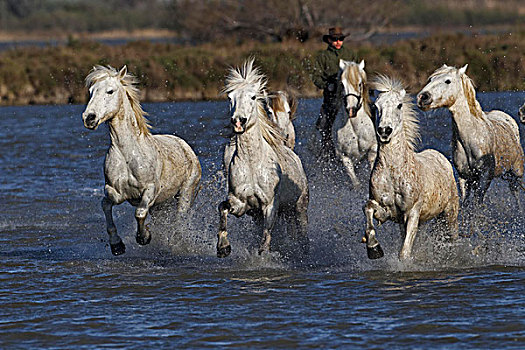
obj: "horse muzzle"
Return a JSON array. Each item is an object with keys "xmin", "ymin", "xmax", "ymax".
[
  {"xmin": 377, "ymin": 126, "xmax": 393, "ymax": 143},
  {"xmin": 416, "ymin": 92, "xmax": 432, "ymax": 110},
  {"xmin": 347, "ymin": 106, "xmax": 359, "ymax": 118},
  {"xmin": 83, "ymin": 113, "xmax": 99, "ymax": 130},
  {"xmin": 231, "ymin": 116, "xmax": 247, "ymax": 133}
]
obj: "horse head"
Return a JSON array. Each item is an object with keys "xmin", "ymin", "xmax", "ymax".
[
  {"xmin": 372, "ymin": 75, "xmax": 419, "ymax": 147},
  {"xmin": 82, "ymin": 66, "xmax": 129, "ymax": 130},
  {"xmin": 339, "ymin": 59, "xmax": 366, "ymax": 118},
  {"xmin": 224, "ymin": 59, "xmax": 266, "ymax": 134},
  {"xmin": 417, "ymin": 64, "xmax": 468, "ymax": 111}
]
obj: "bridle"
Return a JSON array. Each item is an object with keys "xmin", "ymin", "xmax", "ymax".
[{"xmin": 343, "ymin": 91, "xmax": 362, "ymax": 112}]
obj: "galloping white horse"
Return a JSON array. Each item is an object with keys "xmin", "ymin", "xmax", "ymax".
[
  {"xmin": 265, "ymin": 90, "xmax": 298, "ymax": 149},
  {"xmin": 334, "ymin": 59, "xmax": 377, "ymax": 187},
  {"xmin": 417, "ymin": 64, "xmax": 524, "ymax": 206},
  {"xmin": 218, "ymin": 60, "xmax": 309, "ymax": 258},
  {"xmin": 82, "ymin": 65, "xmax": 201, "ymax": 255},
  {"xmin": 363, "ymin": 75, "xmax": 459, "ymax": 260}
]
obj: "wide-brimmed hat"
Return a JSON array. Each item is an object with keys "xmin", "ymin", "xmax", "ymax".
[{"xmin": 322, "ymin": 27, "xmax": 348, "ymax": 43}]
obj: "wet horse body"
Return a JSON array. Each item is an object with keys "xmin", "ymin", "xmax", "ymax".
[
  {"xmin": 417, "ymin": 64, "xmax": 524, "ymax": 205},
  {"xmin": 334, "ymin": 60, "xmax": 377, "ymax": 187},
  {"xmin": 363, "ymin": 75, "xmax": 459, "ymax": 260},
  {"xmin": 82, "ymin": 66, "xmax": 201, "ymax": 255},
  {"xmin": 217, "ymin": 60, "xmax": 309, "ymax": 258}
]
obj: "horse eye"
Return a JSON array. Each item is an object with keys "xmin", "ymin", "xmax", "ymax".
[
  {"xmin": 107, "ymin": 89, "xmax": 114, "ymax": 95},
  {"xmin": 251, "ymin": 96, "xmax": 256, "ymax": 101},
  {"xmin": 397, "ymin": 103, "xmax": 403, "ymax": 109},
  {"xmin": 445, "ymin": 79, "xmax": 451, "ymax": 84}
]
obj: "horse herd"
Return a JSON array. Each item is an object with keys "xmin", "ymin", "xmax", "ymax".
[{"xmin": 81, "ymin": 59, "xmax": 525, "ymax": 261}]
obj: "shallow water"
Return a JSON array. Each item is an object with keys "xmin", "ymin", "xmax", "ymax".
[{"xmin": 1, "ymin": 93, "xmax": 524, "ymax": 348}]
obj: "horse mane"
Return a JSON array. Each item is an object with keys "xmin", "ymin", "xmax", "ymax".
[
  {"xmin": 340, "ymin": 62, "xmax": 371, "ymax": 115},
  {"xmin": 372, "ymin": 74, "xmax": 420, "ymax": 151},
  {"xmin": 223, "ymin": 59, "xmax": 287, "ymax": 153},
  {"xmin": 267, "ymin": 90, "xmax": 297, "ymax": 121},
  {"xmin": 430, "ymin": 65, "xmax": 483, "ymax": 119},
  {"xmin": 85, "ymin": 65, "xmax": 151, "ymax": 135}
]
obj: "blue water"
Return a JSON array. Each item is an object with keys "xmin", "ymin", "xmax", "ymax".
[{"xmin": 0, "ymin": 93, "xmax": 524, "ymax": 348}]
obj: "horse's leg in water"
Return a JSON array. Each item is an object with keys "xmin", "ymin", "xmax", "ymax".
[
  {"xmin": 258, "ymin": 200, "xmax": 278, "ymax": 255},
  {"xmin": 399, "ymin": 207, "xmax": 421, "ymax": 260},
  {"xmin": 473, "ymin": 155, "xmax": 495, "ymax": 205},
  {"xmin": 135, "ymin": 183, "xmax": 156, "ymax": 246},
  {"xmin": 102, "ymin": 186, "xmax": 126, "ymax": 255},
  {"xmin": 175, "ymin": 163, "xmax": 201, "ymax": 221},
  {"xmin": 363, "ymin": 200, "xmax": 387, "ymax": 259},
  {"xmin": 340, "ymin": 154, "xmax": 360, "ymax": 187},
  {"xmin": 217, "ymin": 196, "xmax": 247, "ymax": 258},
  {"xmin": 444, "ymin": 199, "xmax": 460, "ymax": 241},
  {"xmin": 168, "ymin": 171, "xmax": 201, "ymax": 243},
  {"xmin": 458, "ymin": 177, "xmax": 469, "ymax": 204}
]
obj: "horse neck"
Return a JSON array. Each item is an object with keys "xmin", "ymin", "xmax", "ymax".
[
  {"xmin": 234, "ymin": 117, "xmax": 267, "ymax": 159},
  {"xmin": 376, "ymin": 133, "xmax": 415, "ymax": 170},
  {"xmin": 107, "ymin": 97, "xmax": 149, "ymax": 151},
  {"xmin": 448, "ymin": 93, "xmax": 488, "ymax": 141}
]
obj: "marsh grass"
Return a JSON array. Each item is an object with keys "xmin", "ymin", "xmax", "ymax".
[{"xmin": 0, "ymin": 31, "xmax": 523, "ymax": 105}]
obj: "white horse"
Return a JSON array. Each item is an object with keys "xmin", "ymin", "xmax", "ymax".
[
  {"xmin": 417, "ymin": 64, "xmax": 524, "ymax": 206},
  {"xmin": 519, "ymin": 102, "xmax": 525, "ymax": 124},
  {"xmin": 82, "ymin": 65, "xmax": 202, "ymax": 255},
  {"xmin": 363, "ymin": 75, "xmax": 459, "ymax": 260},
  {"xmin": 217, "ymin": 59, "xmax": 309, "ymax": 258},
  {"xmin": 265, "ymin": 90, "xmax": 298, "ymax": 149},
  {"xmin": 334, "ymin": 59, "xmax": 377, "ymax": 187}
]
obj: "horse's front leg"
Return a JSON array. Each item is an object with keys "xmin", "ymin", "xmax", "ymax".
[
  {"xmin": 340, "ymin": 153, "xmax": 360, "ymax": 188},
  {"xmin": 135, "ymin": 183, "xmax": 157, "ymax": 246},
  {"xmin": 362, "ymin": 200, "xmax": 386, "ymax": 259},
  {"xmin": 399, "ymin": 208, "xmax": 421, "ymax": 260},
  {"xmin": 258, "ymin": 200, "xmax": 278, "ymax": 255},
  {"xmin": 217, "ymin": 196, "xmax": 247, "ymax": 258},
  {"xmin": 103, "ymin": 185, "xmax": 127, "ymax": 255},
  {"xmin": 458, "ymin": 177, "xmax": 469, "ymax": 204}
]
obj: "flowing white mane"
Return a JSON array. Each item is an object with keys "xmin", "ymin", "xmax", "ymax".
[
  {"xmin": 372, "ymin": 74, "xmax": 420, "ymax": 150},
  {"xmin": 223, "ymin": 59, "xmax": 286, "ymax": 151},
  {"xmin": 430, "ymin": 65, "xmax": 483, "ymax": 119},
  {"xmin": 85, "ymin": 65, "xmax": 151, "ymax": 135}
]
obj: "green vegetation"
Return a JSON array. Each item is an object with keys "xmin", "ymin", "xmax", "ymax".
[{"xmin": 0, "ymin": 31, "xmax": 523, "ymax": 105}]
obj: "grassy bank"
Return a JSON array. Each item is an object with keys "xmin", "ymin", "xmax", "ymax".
[{"xmin": 0, "ymin": 31, "xmax": 523, "ymax": 105}]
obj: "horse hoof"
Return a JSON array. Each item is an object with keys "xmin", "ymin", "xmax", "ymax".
[
  {"xmin": 367, "ymin": 244, "xmax": 384, "ymax": 259},
  {"xmin": 217, "ymin": 245, "xmax": 231, "ymax": 258},
  {"xmin": 110, "ymin": 241, "xmax": 126, "ymax": 256},
  {"xmin": 136, "ymin": 234, "xmax": 152, "ymax": 246}
]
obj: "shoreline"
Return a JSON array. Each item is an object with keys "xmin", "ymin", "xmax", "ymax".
[{"xmin": 0, "ymin": 30, "xmax": 524, "ymax": 106}]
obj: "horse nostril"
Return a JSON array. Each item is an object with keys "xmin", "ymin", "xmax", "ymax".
[
  {"xmin": 86, "ymin": 113, "xmax": 96, "ymax": 123},
  {"xmin": 240, "ymin": 117, "xmax": 247, "ymax": 124},
  {"xmin": 378, "ymin": 126, "xmax": 392, "ymax": 137},
  {"xmin": 419, "ymin": 92, "xmax": 430, "ymax": 102}
]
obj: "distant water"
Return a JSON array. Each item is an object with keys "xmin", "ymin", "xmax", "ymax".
[{"xmin": 0, "ymin": 93, "xmax": 524, "ymax": 348}]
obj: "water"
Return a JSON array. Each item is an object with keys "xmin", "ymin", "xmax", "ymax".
[{"xmin": 1, "ymin": 93, "xmax": 524, "ymax": 348}]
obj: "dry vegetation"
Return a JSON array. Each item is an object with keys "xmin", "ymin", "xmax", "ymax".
[{"xmin": 0, "ymin": 0, "xmax": 523, "ymax": 105}]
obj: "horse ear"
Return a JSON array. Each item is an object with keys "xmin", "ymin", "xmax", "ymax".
[
  {"xmin": 118, "ymin": 65, "xmax": 128, "ymax": 79},
  {"xmin": 400, "ymin": 89, "xmax": 406, "ymax": 98},
  {"xmin": 339, "ymin": 59, "xmax": 346, "ymax": 70},
  {"xmin": 359, "ymin": 60, "xmax": 365, "ymax": 70},
  {"xmin": 459, "ymin": 64, "xmax": 468, "ymax": 74}
]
